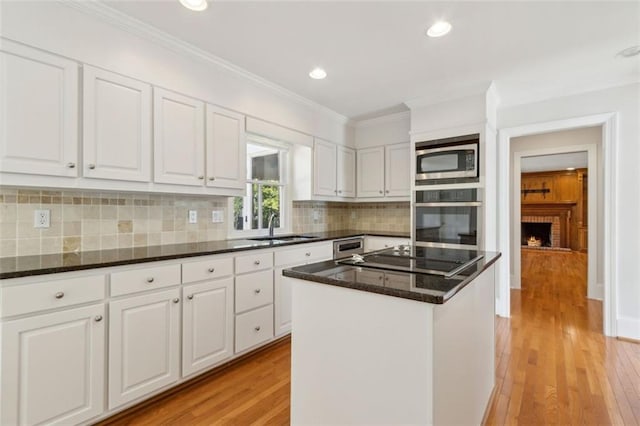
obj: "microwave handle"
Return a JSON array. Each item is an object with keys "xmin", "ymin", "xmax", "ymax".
[{"xmin": 415, "ymin": 143, "xmax": 477, "ymax": 156}]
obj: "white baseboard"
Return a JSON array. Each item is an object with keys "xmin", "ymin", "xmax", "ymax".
[
  {"xmin": 588, "ymin": 282, "xmax": 604, "ymax": 300},
  {"xmin": 617, "ymin": 316, "xmax": 640, "ymax": 340}
]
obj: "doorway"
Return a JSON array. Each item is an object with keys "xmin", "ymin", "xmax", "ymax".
[{"xmin": 496, "ymin": 113, "xmax": 617, "ymax": 337}]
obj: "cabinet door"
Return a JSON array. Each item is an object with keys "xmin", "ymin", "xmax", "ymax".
[
  {"xmin": 357, "ymin": 147, "xmax": 385, "ymax": 197},
  {"xmin": 182, "ymin": 278, "xmax": 233, "ymax": 377},
  {"xmin": 0, "ymin": 40, "xmax": 78, "ymax": 177},
  {"xmin": 337, "ymin": 146, "xmax": 356, "ymax": 198},
  {"xmin": 109, "ymin": 288, "xmax": 180, "ymax": 409},
  {"xmin": 83, "ymin": 66, "xmax": 151, "ymax": 182},
  {"xmin": 313, "ymin": 139, "xmax": 337, "ymax": 196},
  {"xmin": 274, "ymin": 265, "xmax": 293, "ymax": 336},
  {"xmin": 385, "ymin": 143, "xmax": 410, "ymax": 197},
  {"xmin": 1, "ymin": 304, "xmax": 105, "ymax": 426},
  {"xmin": 205, "ymin": 104, "xmax": 246, "ymax": 189},
  {"xmin": 153, "ymin": 88, "xmax": 205, "ymax": 186}
]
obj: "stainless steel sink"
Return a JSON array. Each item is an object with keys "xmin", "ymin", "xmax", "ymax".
[{"xmin": 248, "ymin": 235, "xmax": 319, "ymax": 242}]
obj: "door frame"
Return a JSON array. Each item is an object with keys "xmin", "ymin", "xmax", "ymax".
[{"xmin": 497, "ymin": 113, "xmax": 617, "ymax": 337}]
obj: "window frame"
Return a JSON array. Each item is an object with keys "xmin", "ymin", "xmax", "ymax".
[{"xmin": 227, "ymin": 136, "xmax": 292, "ymax": 239}]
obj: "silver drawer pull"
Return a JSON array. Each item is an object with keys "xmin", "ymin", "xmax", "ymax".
[
  {"xmin": 254, "ymin": 260, "xmax": 261, "ymax": 265},
  {"xmin": 305, "ymin": 252, "xmax": 311, "ymax": 257},
  {"xmin": 254, "ymin": 326, "xmax": 261, "ymax": 332},
  {"xmin": 66, "ymin": 162, "xmax": 76, "ymax": 169},
  {"xmin": 198, "ymin": 175, "xmax": 204, "ymax": 180},
  {"xmin": 379, "ymin": 190, "xmax": 383, "ymax": 194},
  {"xmin": 173, "ymin": 298, "xmax": 180, "ymax": 303},
  {"xmin": 187, "ymin": 295, "xmax": 194, "ymax": 300},
  {"xmin": 208, "ymin": 267, "xmax": 215, "ymax": 273},
  {"xmin": 208, "ymin": 177, "xmax": 215, "ymax": 181},
  {"xmin": 254, "ymin": 288, "xmax": 261, "ymax": 294},
  {"xmin": 94, "ymin": 315, "xmax": 103, "ymax": 322},
  {"xmin": 88, "ymin": 164, "xmax": 96, "ymax": 170},
  {"xmin": 146, "ymin": 277, "xmax": 154, "ymax": 283},
  {"xmin": 54, "ymin": 292, "xmax": 64, "ymax": 299}
]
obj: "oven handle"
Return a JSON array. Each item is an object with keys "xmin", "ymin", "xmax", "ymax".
[{"xmin": 415, "ymin": 202, "xmax": 482, "ymax": 207}]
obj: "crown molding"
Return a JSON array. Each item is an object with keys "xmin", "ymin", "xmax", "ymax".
[
  {"xmin": 352, "ymin": 110, "xmax": 411, "ymax": 129},
  {"xmin": 60, "ymin": 0, "xmax": 349, "ymax": 125}
]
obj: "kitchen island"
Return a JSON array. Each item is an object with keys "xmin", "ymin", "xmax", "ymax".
[{"xmin": 283, "ymin": 247, "xmax": 501, "ymax": 425}]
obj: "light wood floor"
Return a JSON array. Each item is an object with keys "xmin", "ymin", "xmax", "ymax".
[{"xmin": 106, "ymin": 249, "xmax": 640, "ymax": 425}]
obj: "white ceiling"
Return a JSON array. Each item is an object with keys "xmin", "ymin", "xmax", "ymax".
[
  {"xmin": 104, "ymin": 1, "xmax": 640, "ymax": 120},
  {"xmin": 521, "ymin": 152, "xmax": 588, "ymax": 173}
]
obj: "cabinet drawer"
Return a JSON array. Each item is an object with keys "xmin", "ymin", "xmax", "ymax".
[
  {"xmin": 235, "ymin": 251, "xmax": 273, "ymax": 274},
  {"xmin": 274, "ymin": 243, "xmax": 333, "ymax": 266},
  {"xmin": 235, "ymin": 305, "xmax": 273, "ymax": 353},
  {"xmin": 0, "ymin": 275, "xmax": 105, "ymax": 318},
  {"xmin": 235, "ymin": 270, "xmax": 273, "ymax": 313},
  {"xmin": 182, "ymin": 256, "xmax": 233, "ymax": 284},
  {"xmin": 110, "ymin": 264, "xmax": 181, "ymax": 297}
]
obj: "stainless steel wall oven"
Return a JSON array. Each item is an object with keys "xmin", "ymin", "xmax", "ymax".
[{"xmin": 414, "ymin": 188, "xmax": 482, "ymax": 249}]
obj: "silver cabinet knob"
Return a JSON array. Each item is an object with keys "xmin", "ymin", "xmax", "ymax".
[
  {"xmin": 208, "ymin": 267, "xmax": 215, "ymax": 273},
  {"xmin": 187, "ymin": 295, "xmax": 194, "ymax": 300},
  {"xmin": 379, "ymin": 190, "xmax": 383, "ymax": 194},
  {"xmin": 88, "ymin": 164, "xmax": 96, "ymax": 170},
  {"xmin": 94, "ymin": 315, "xmax": 103, "ymax": 322},
  {"xmin": 198, "ymin": 175, "xmax": 204, "ymax": 180},
  {"xmin": 254, "ymin": 326, "xmax": 261, "ymax": 332},
  {"xmin": 55, "ymin": 292, "xmax": 64, "ymax": 299},
  {"xmin": 172, "ymin": 298, "xmax": 180, "ymax": 303},
  {"xmin": 305, "ymin": 252, "xmax": 311, "ymax": 257},
  {"xmin": 338, "ymin": 190, "xmax": 342, "ymax": 194},
  {"xmin": 385, "ymin": 190, "xmax": 389, "ymax": 194},
  {"xmin": 208, "ymin": 177, "xmax": 215, "ymax": 181},
  {"xmin": 254, "ymin": 260, "xmax": 260, "ymax": 265},
  {"xmin": 146, "ymin": 277, "xmax": 154, "ymax": 283},
  {"xmin": 254, "ymin": 288, "xmax": 261, "ymax": 294},
  {"xmin": 66, "ymin": 162, "xmax": 76, "ymax": 169}
]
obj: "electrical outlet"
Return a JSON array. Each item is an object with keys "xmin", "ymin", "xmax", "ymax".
[
  {"xmin": 34, "ymin": 209, "xmax": 51, "ymax": 228},
  {"xmin": 312, "ymin": 209, "xmax": 320, "ymax": 221},
  {"xmin": 188, "ymin": 210, "xmax": 198, "ymax": 224},
  {"xmin": 211, "ymin": 210, "xmax": 224, "ymax": 223},
  {"xmin": 351, "ymin": 211, "xmax": 356, "ymax": 220}
]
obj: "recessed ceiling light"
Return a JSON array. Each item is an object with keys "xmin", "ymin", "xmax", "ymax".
[
  {"xmin": 309, "ymin": 68, "xmax": 327, "ymax": 80},
  {"xmin": 616, "ymin": 45, "xmax": 640, "ymax": 58},
  {"xmin": 179, "ymin": 0, "xmax": 208, "ymax": 11},
  {"xmin": 566, "ymin": 167, "xmax": 576, "ymax": 171},
  {"xmin": 426, "ymin": 21, "xmax": 452, "ymax": 38}
]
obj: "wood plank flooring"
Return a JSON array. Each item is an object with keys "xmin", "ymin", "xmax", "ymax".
[{"xmin": 105, "ymin": 249, "xmax": 640, "ymax": 425}]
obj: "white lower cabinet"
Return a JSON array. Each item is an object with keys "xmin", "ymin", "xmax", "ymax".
[
  {"xmin": 182, "ymin": 278, "xmax": 234, "ymax": 377},
  {"xmin": 235, "ymin": 305, "xmax": 274, "ymax": 353},
  {"xmin": 1, "ymin": 304, "xmax": 105, "ymax": 426},
  {"xmin": 108, "ymin": 288, "xmax": 181, "ymax": 409}
]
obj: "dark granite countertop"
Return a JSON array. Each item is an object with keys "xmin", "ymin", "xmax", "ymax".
[
  {"xmin": 282, "ymin": 251, "xmax": 501, "ymax": 304},
  {"xmin": 0, "ymin": 230, "xmax": 409, "ymax": 280}
]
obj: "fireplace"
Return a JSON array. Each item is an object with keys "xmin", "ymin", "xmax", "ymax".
[{"xmin": 521, "ymin": 222, "xmax": 552, "ymax": 247}]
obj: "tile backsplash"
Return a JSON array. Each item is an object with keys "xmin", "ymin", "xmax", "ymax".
[
  {"xmin": 0, "ymin": 188, "xmax": 228, "ymax": 258},
  {"xmin": 0, "ymin": 187, "xmax": 411, "ymax": 258}
]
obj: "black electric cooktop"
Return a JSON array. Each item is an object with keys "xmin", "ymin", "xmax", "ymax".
[{"xmin": 337, "ymin": 246, "xmax": 484, "ymax": 278}]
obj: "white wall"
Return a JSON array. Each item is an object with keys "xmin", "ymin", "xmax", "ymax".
[
  {"xmin": 353, "ymin": 111, "xmax": 410, "ymax": 149},
  {"xmin": 0, "ymin": 1, "xmax": 351, "ymax": 146},
  {"xmin": 511, "ymin": 127, "xmax": 603, "ymax": 298},
  {"xmin": 499, "ymin": 83, "xmax": 640, "ymax": 339}
]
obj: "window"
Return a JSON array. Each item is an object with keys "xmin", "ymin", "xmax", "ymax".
[{"xmin": 231, "ymin": 140, "xmax": 288, "ymax": 234}]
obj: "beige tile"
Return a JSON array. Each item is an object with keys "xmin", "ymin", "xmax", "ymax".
[
  {"xmin": 118, "ymin": 234, "xmax": 133, "ymax": 248},
  {"xmin": 18, "ymin": 238, "xmax": 41, "ymax": 256},
  {"xmin": 63, "ymin": 236, "xmax": 81, "ymax": 253},
  {"xmin": 0, "ymin": 239, "xmax": 17, "ymax": 258},
  {"xmin": 17, "ymin": 222, "xmax": 39, "ymax": 239},
  {"xmin": 134, "ymin": 206, "xmax": 148, "ymax": 220},
  {"xmin": 82, "ymin": 235, "xmax": 100, "ymax": 251},
  {"xmin": 133, "ymin": 220, "xmax": 148, "ymax": 234},
  {"xmin": 83, "ymin": 205, "xmax": 100, "ymax": 219},
  {"xmin": 62, "ymin": 205, "xmax": 82, "ymax": 221},
  {"xmin": 133, "ymin": 233, "xmax": 148, "ymax": 247},
  {"xmin": 100, "ymin": 220, "xmax": 118, "ymax": 235},
  {"xmin": 147, "ymin": 233, "xmax": 161, "ymax": 246},
  {"xmin": 101, "ymin": 234, "xmax": 118, "ymax": 250},
  {"xmin": 63, "ymin": 221, "xmax": 82, "ymax": 236},
  {"xmin": 101, "ymin": 205, "xmax": 117, "ymax": 220},
  {"xmin": 118, "ymin": 205, "xmax": 133, "ymax": 220},
  {"xmin": 83, "ymin": 220, "xmax": 101, "ymax": 236},
  {"xmin": 161, "ymin": 232, "xmax": 175, "ymax": 245},
  {"xmin": 0, "ymin": 204, "xmax": 17, "ymax": 223},
  {"xmin": 41, "ymin": 237, "xmax": 62, "ymax": 255},
  {"xmin": 118, "ymin": 220, "xmax": 133, "ymax": 233},
  {"xmin": 1, "ymin": 223, "xmax": 17, "ymax": 239}
]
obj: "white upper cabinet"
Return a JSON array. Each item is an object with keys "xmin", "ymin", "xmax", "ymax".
[
  {"xmin": 357, "ymin": 146, "xmax": 385, "ymax": 197},
  {"xmin": 384, "ymin": 143, "xmax": 410, "ymax": 196},
  {"xmin": 313, "ymin": 139, "xmax": 337, "ymax": 197},
  {"xmin": 357, "ymin": 143, "xmax": 410, "ymax": 199},
  {"xmin": 83, "ymin": 66, "xmax": 152, "ymax": 182},
  {"xmin": 0, "ymin": 40, "xmax": 78, "ymax": 177},
  {"xmin": 205, "ymin": 104, "xmax": 246, "ymax": 189},
  {"xmin": 337, "ymin": 146, "xmax": 356, "ymax": 198},
  {"xmin": 153, "ymin": 88, "xmax": 205, "ymax": 186}
]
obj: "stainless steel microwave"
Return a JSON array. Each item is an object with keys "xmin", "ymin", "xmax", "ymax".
[{"xmin": 415, "ymin": 134, "xmax": 479, "ymax": 184}]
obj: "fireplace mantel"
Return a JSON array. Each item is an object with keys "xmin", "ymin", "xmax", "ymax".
[{"xmin": 522, "ymin": 203, "xmax": 575, "ymax": 249}]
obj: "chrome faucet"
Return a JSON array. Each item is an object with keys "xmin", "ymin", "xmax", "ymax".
[{"xmin": 268, "ymin": 212, "xmax": 279, "ymax": 237}]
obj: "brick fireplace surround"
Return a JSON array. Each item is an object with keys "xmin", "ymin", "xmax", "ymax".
[{"xmin": 522, "ymin": 215, "xmax": 561, "ymax": 248}]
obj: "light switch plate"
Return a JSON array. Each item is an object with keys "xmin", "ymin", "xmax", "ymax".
[
  {"xmin": 211, "ymin": 210, "xmax": 224, "ymax": 223},
  {"xmin": 188, "ymin": 210, "xmax": 197, "ymax": 224}
]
